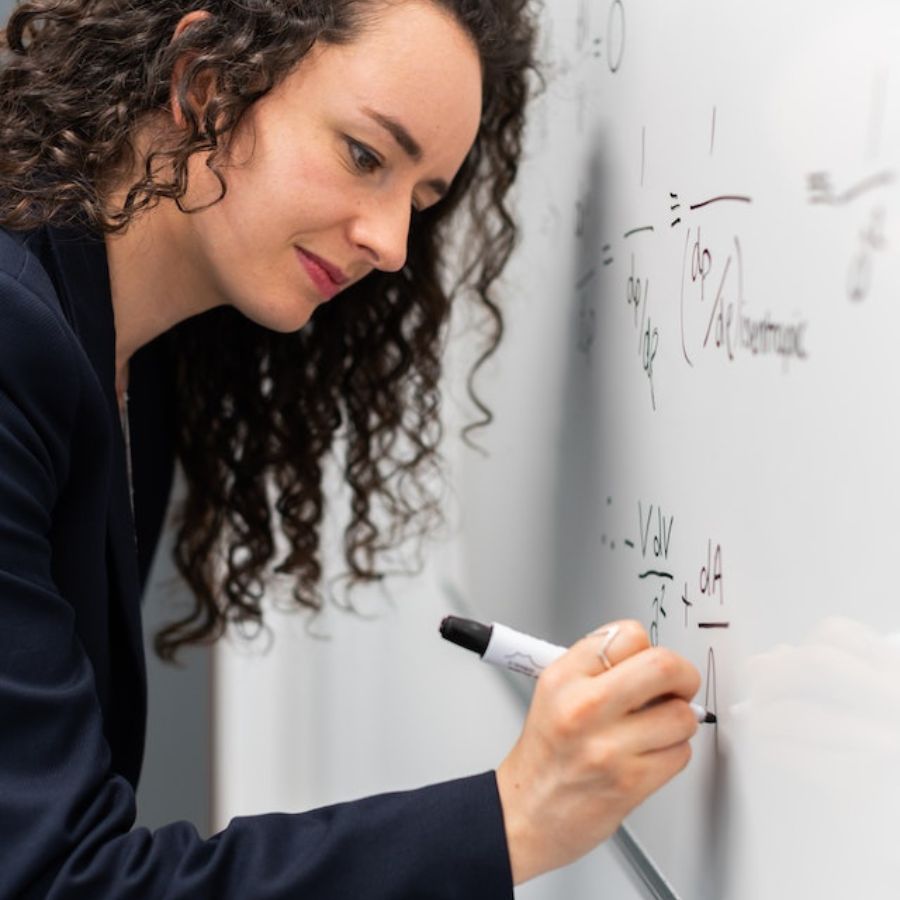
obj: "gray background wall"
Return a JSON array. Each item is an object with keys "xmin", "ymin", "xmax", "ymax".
[{"xmin": 137, "ymin": 523, "xmax": 211, "ymax": 835}]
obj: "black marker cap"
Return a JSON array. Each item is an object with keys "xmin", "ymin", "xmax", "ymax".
[{"xmin": 439, "ymin": 615, "xmax": 492, "ymax": 657}]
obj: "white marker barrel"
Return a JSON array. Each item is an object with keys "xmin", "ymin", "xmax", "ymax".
[{"xmin": 482, "ymin": 623, "xmax": 567, "ymax": 678}]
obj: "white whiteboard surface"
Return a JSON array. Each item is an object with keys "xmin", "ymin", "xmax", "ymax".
[{"xmin": 451, "ymin": 1, "xmax": 900, "ymax": 897}]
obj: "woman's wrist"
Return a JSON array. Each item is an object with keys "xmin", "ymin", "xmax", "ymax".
[{"xmin": 496, "ymin": 755, "xmax": 544, "ymax": 886}]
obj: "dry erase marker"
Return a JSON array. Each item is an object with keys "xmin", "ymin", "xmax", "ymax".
[{"xmin": 439, "ymin": 615, "xmax": 717, "ymax": 724}]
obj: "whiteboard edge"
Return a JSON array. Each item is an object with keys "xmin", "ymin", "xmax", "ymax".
[{"xmin": 613, "ymin": 826, "xmax": 682, "ymax": 900}]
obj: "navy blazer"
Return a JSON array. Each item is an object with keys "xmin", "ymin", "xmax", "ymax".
[{"xmin": 0, "ymin": 223, "xmax": 514, "ymax": 899}]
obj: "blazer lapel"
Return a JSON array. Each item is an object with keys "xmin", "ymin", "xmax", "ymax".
[{"xmin": 43, "ymin": 225, "xmax": 147, "ymax": 695}]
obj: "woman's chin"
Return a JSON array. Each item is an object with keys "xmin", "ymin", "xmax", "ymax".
[{"xmin": 243, "ymin": 296, "xmax": 318, "ymax": 334}]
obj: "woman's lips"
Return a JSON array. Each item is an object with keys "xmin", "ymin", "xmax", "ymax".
[{"xmin": 294, "ymin": 247, "xmax": 348, "ymax": 300}]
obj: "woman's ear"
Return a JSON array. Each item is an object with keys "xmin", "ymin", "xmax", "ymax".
[{"xmin": 168, "ymin": 10, "xmax": 216, "ymax": 132}]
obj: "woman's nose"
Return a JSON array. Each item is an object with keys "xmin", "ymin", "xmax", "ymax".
[{"xmin": 349, "ymin": 196, "xmax": 411, "ymax": 273}]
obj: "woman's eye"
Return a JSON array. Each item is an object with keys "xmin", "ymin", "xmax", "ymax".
[{"xmin": 347, "ymin": 139, "xmax": 381, "ymax": 174}]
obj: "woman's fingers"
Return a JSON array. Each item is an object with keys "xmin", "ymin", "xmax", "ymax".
[
  {"xmin": 634, "ymin": 740, "xmax": 695, "ymax": 797},
  {"xmin": 593, "ymin": 646, "xmax": 702, "ymax": 717},
  {"xmin": 553, "ymin": 619, "xmax": 650, "ymax": 679},
  {"xmin": 607, "ymin": 696, "xmax": 700, "ymax": 756},
  {"xmin": 544, "ymin": 621, "xmax": 701, "ymax": 725}
]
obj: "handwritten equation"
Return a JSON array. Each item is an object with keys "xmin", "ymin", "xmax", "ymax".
[
  {"xmin": 603, "ymin": 496, "xmax": 729, "ymax": 720},
  {"xmin": 573, "ymin": 175, "xmax": 813, "ymax": 409},
  {"xmin": 808, "ymin": 170, "xmax": 893, "ymax": 303},
  {"xmin": 535, "ymin": 0, "xmax": 900, "ymax": 409}
]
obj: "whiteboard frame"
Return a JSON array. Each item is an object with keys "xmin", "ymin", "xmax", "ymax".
[{"xmin": 614, "ymin": 826, "xmax": 681, "ymax": 900}]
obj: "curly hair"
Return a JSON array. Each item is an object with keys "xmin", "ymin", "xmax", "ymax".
[{"xmin": 0, "ymin": 0, "xmax": 538, "ymax": 661}]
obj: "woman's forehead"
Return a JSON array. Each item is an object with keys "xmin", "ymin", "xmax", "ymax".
[{"xmin": 280, "ymin": 1, "xmax": 483, "ymax": 161}]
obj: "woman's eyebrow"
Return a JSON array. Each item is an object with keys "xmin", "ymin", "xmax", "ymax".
[
  {"xmin": 361, "ymin": 106, "xmax": 449, "ymax": 198},
  {"xmin": 362, "ymin": 107, "xmax": 422, "ymax": 159}
]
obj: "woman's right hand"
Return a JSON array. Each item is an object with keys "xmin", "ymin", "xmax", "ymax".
[{"xmin": 495, "ymin": 620, "xmax": 701, "ymax": 885}]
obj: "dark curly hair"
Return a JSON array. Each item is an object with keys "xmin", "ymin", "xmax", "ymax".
[{"xmin": 0, "ymin": 0, "xmax": 538, "ymax": 661}]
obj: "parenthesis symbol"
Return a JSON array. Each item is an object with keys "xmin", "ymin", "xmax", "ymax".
[{"xmin": 680, "ymin": 226, "xmax": 694, "ymax": 367}]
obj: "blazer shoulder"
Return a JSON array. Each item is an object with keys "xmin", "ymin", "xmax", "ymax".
[
  {"xmin": 0, "ymin": 226, "xmax": 69, "ymax": 323},
  {"xmin": 0, "ymin": 226, "xmax": 81, "ymax": 357},
  {"xmin": 0, "ymin": 228, "xmax": 85, "ymax": 466}
]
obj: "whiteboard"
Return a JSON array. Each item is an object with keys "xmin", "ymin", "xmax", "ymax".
[{"xmin": 450, "ymin": 1, "xmax": 900, "ymax": 897}]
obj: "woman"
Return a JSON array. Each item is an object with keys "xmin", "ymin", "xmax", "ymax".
[{"xmin": 0, "ymin": 0, "xmax": 702, "ymax": 896}]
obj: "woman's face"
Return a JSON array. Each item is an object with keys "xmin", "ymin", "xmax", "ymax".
[{"xmin": 177, "ymin": 0, "xmax": 483, "ymax": 332}]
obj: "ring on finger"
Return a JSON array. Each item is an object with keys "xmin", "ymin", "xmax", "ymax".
[{"xmin": 591, "ymin": 624, "xmax": 620, "ymax": 671}]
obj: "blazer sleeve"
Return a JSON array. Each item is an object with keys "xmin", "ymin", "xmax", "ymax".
[{"xmin": 0, "ymin": 270, "xmax": 514, "ymax": 899}]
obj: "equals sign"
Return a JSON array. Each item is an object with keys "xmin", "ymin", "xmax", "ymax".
[
  {"xmin": 602, "ymin": 244, "xmax": 614, "ymax": 265},
  {"xmin": 670, "ymin": 192, "xmax": 681, "ymax": 227},
  {"xmin": 592, "ymin": 37, "xmax": 602, "ymax": 58}
]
